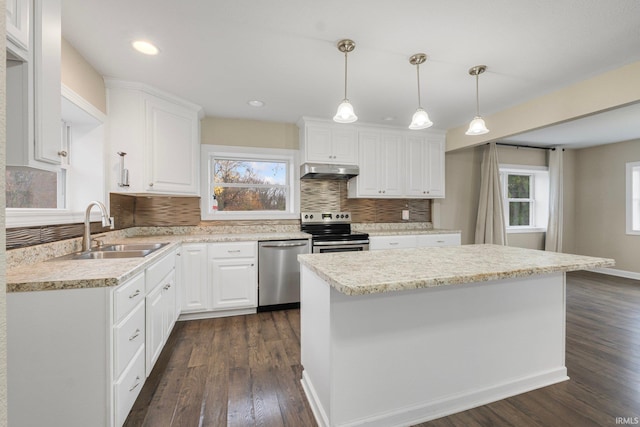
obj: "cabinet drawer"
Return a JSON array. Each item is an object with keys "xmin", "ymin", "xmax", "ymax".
[
  {"xmin": 114, "ymin": 272, "xmax": 145, "ymax": 322},
  {"xmin": 114, "ymin": 301, "xmax": 145, "ymax": 379},
  {"xmin": 115, "ymin": 346, "xmax": 146, "ymax": 427},
  {"xmin": 209, "ymin": 241, "xmax": 257, "ymax": 258},
  {"xmin": 369, "ymin": 235, "xmax": 417, "ymax": 250},
  {"xmin": 417, "ymin": 234, "xmax": 461, "ymax": 247},
  {"xmin": 146, "ymin": 250, "xmax": 175, "ymax": 292}
]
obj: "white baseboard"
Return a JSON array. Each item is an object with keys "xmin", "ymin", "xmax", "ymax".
[
  {"xmin": 587, "ymin": 267, "xmax": 640, "ymax": 281},
  {"xmin": 302, "ymin": 368, "xmax": 568, "ymax": 427},
  {"xmin": 178, "ymin": 307, "xmax": 256, "ymax": 321}
]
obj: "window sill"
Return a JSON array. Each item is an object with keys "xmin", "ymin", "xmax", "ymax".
[
  {"xmin": 6, "ymin": 209, "xmax": 103, "ymax": 228},
  {"xmin": 201, "ymin": 212, "xmax": 300, "ymax": 221},
  {"xmin": 507, "ymin": 227, "xmax": 547, "ymax": 234}
]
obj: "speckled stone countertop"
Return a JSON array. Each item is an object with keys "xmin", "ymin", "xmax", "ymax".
[
  {"xmin": 7, "ymin": 232, "xmax": 310, "ymax": 293},
  {"xmin": 362, "ymin": 228, "xmax": 461, "ymax": 237},
  {"xmin": 298, "ymin": 244, "xmax": 615, "ymax": 296}
]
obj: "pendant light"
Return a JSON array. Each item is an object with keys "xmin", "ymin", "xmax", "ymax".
[
  {"xmin": 408, "ymin": 53, "xmax": 433, "ymax": 130},
  {"xmin": 333, "ymin": 39, "xmax": 358, "ymax": 123},
  {"xmin": 466, "ymin": 65, "xmax": 490, "ymax": 135}
]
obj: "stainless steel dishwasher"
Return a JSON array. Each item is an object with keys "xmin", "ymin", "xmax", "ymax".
[{"xmin": 258, "ymin": 239, "xmax": 310, "ymax": 311}]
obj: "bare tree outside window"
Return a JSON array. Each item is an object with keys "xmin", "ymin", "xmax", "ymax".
[{"xmin": 212, "ymin": 159, "xmax": 288, "ymax": 211}]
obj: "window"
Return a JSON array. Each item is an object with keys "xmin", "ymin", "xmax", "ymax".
[
  {"xmin": 627, "ymin": 161, "xmax": 640, "ymax": 235},
  {"xmin": 500, "ymin": 165, "xmax": 549, "ymax": 232},
  {"xmin": 201, "ymin": 145, "xmax": 299, "ymax": 220}
]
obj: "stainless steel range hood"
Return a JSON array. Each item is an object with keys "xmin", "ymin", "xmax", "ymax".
[{"xmin": 300, "ymin": 163, "xmax": 359, "ymax": 180}]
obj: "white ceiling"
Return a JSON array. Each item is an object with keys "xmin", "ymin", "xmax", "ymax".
[{"xmin": 61, "ymin": 1, "xmax": 640, "ymax": 144}]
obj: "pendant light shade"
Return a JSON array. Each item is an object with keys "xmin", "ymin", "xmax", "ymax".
[
  {"xmin": 466, "ymin": 65, "xmax": 489, "ymax": 136},
  {"xmin": 333, "ymin": 39, "xmax": 357, "ymax": 124},
  {"xmin": 408, "ymin": 53, "xmax": 433, "ymax": 130}
]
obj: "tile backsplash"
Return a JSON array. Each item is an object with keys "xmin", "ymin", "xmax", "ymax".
[{"xmin": 300, "ymin": 179, "xmax": 431, "ymax": 223}]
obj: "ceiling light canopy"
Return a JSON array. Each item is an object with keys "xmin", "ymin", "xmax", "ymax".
[
  {"xmin": 333, "ymin": 39, "xmax": 358, "ymax": 124},
  {"xmin": 466, "ymin": 65, "xmax": 489, "ymax": 136},
  {"xmin": 408, "ymin": 53, "xmax": 433, "ymax": 130},
  {"xmin": 132, "ymin": 40, "xmax": 159, "ymax": 55}
]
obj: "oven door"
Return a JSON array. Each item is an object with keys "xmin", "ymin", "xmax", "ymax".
[{"xmin": 312, "ymin": 241, "xmax": 369, "ymax": 253}]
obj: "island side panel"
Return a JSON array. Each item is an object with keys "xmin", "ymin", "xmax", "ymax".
[
  {"xmin": 329, "ymin": 272, "xmax": 568, "ymax": 426},
  {"xmin": 300, "ymin": 265, "xmax": 332, "ymax": 426}
]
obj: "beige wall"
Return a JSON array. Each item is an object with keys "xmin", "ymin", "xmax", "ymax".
[
  {"xmin": 201, "ymin": 117, "xmax": 298, "ymax": 150},
  {"xmin": 1, "ymin": 1, "xmax": 8, "ymax": 423},
  {"xmin": 61, "ymin": 38, "xmax": 106, "ymax": 114},
  {"xmin": 446, "ymin": 61, "xmax": 640, "ymax": 152},
  {"xmin": 573, "ymin": 139, "xmax": 640, "ymax": 273},
  {"xmin": 435, "ymin": 144, "xmax": 548, "ymax": 249}
]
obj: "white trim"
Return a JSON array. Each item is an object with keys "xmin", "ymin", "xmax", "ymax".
[
  {"xmin": 507, "ymin": 227, "xmax": 546, "ymax": 234},
  {"xmin": 626, "ymin": 161, "xmax": 640, "ymax": 235},
  {"xmin": 178, "ymin": 307, "xmax": 257, "ymax": 321},
  {"xmin": 6, "ymin": 209, "xmax": 103, "ymax": 228},
  {"xmin": 500, "ymin": 165, "xmax": 549, "ymax": 232},
  {"xmin": 200, "ymin": 145, "xmax": 300, "ymax": 221},
  {"xmin": 61, "ymin": 84, "xmax": 107, "ymax": 123},
  {"xmin": 589, "ymin": 267, "xmax": 640, "ymax": 281}
]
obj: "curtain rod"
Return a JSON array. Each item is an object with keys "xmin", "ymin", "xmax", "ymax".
[{"xmin": 495, "ymin": 142, "xmax": 563, "ymax": 151}]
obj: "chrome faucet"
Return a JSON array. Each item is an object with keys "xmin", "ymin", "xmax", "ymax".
[{"xmin": 83, "ymin": 201, "xmax": 113, "ymax": 252}]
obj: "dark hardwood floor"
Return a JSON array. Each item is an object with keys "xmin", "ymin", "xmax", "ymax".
[{"xmin": 125, "ymin": 271, "xmax": 640, "ymax": 426}]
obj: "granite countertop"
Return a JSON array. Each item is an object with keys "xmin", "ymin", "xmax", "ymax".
[
  {"xmin": 362, "ymin": 228, "xmax": 461, "ymax": 237},
  {"xmin": 298, "ymin": 244, "xmax": 615, "ymax": 296},
  {"xmin": 7, "ymin": 232, "xmax": 311, "ymax": 293}
]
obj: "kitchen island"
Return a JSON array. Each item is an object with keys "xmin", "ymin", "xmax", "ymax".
[{"xmin": 297, "ymin": 244, "xmax": 614, "ymax": 427}]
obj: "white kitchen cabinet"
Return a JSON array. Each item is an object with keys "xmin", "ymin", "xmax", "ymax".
[
  {"xmin": 210, "ymin": 242, "xmax": 258, "ymax": 310},
  {"xmin": 406, "ymin": 136, "xmax": 445, "ymax": 198},
  {"xmin": 106, "ymin": 79, "xmax": 203, "ymax": 195},
  {"xmin": 180, "ymin": 243, "xmax": 210, "ymax": 313},
  {"xmin": 299, "ymin": 118, "xmax": 358, "ymax": 165},
  {"xmin": 370, "ymin": 233, "xmax": 461, "ymax": 250},
  {"xmin": 347, "ymin": 132, "xmax": 404, "ymax": 197},
  {"xmin": 7, "ymin": 248, "xmax": 179, "ymax": 427},
  {"xmin": 6, "ymin": 0, "xmax": 30, "ymax": 51},
  {"xmin": 369, "ymin": 235, "xmax": 417, "ymax": 250},
  {"xmin": 416, "ymin": 233, "xmax": 461, "ymax": 247}
]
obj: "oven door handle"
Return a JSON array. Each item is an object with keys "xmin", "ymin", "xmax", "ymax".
[{"xmin": 313, "ymin": 240, "xmax": 370, "ymax": 246}]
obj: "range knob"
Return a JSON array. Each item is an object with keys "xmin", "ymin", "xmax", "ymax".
[
  {"xmin": 304, "ymin": 214, "xmax": 309, "ymax": 219},
  {"xmin": 310, "ymin": 214, "xmax": 314, "ymax": 219}
]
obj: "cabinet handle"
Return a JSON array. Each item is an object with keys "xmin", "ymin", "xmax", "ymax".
[
  {"xmin": 164, "ymin": 283, "xmax": 171, "ymax": 290},
  {"xmin": 251, "ymin": 264, "xmax": 255, "ymax": 267},
  {"xmin": 389, "ymin": 242, "xmax": 399, "ymax": 245},
  {"xmin": 227, "ymin": 250, "xmax": 241, "ymax": 253},
  {"xmin": 129, "ymin": 290, "xmax": 140, "ymax": 299},
  {"xmin": 129, "ymin": 329, "xmax": 140, "ymax": 341},
  {"xmin": 149, "ymin": 182, "xmax": 154, "ymax": 187},
  {"xmin": 437, "ymin": 240, "xmax": 445, "ymax": 243},
  {"xmin": 176, "ymin": 253, "xmax": 181, "ymax": 256},
  {"xmin": 129, "ymin": 376, "xmax": 141, "ymax": 392},
  {"xmin": 378, "ymin": 190, "xmax": 382, "ymax": 194},
  {"xmin": 57, "ymin": 150, "xmax": 68, "ymax": 157}
]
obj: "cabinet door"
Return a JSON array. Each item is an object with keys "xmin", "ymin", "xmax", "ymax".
[
  {"xmin": 354, "ymin": 132, "xmax": 381, "ymax": 196},
  {"xmin": 369, "ymin": 235, "xmax": 417, "ymax": 250},
  {"xmin": 145, "ymin": 284, "xmax": 164, "ymax": 376},
  {"xmin": 6, "ymin": 0, "xmax": 30, "ymax": 50},
  {"xmin": 305, "ymin": 127, "xmax": 333, "ymax": 162},
  {"xmin": 211, "ymin": 258, "xmax": 257, "ymax": 310},
  {"xmin": 33, "ymin": 0, "xmax": 62, "ymax": 165},
  {"xmin": 416, "ymin": 233, "xmax": 461, "ymax": 247},
  {"xmin": 381, "ymin": 134, "xmax": 404, "ymax": 196},
  {"xmin": 405, "ymin": 136, "xmax": 427, "ymax": 196},
  {"xmin": 145, "ymin": 95, "xmax": 199, "ymax": 194},
  {"xmin": 331, "ymin": 128, "xmax": 358, "ymax": 164},
  {"xmin": 426, "ymin": 140, "xmax": 445, "ymax": 197},
  {"xmin": 163, "ymin": 270, "xmax": 177, "ymax": 338},
  {"xmin": 180, "ymin": 243, "xmax": 209, "ymax": 313}
]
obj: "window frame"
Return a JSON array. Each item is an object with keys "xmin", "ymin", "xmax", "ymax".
[
  {"xmin": 200, "ymin": 145, "xmax": 300, "ymax": 220},
  {"xmin": 499, "ymin": 164, "xmax": 549, "ymax": 234},
  {"xmin": 626, "ymin": 161, "xmax": 640, "ymax": 235}
]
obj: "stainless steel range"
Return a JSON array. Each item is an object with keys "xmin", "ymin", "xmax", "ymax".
[{"xmin": 301, "ymin": 211, "xmax": 369, "ymax": 253}]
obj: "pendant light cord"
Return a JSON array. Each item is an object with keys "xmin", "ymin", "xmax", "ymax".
[
  {"xmin": 416, "ymin": 63, "xmax": 422, "ymax": 108},
  {"xmin": 475, "ymin": 73, "xmax": 480, "ymax": 116},
  {"xmin": 343, "ymin": 51, "xmax": 349, "ymax": 100}
]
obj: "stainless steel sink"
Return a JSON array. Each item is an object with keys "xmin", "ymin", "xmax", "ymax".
[
  {"xmin": 99, "ymin": 243, "xmax": 168, "ymax": 252},
  {"xmin": 51, "ymin": 242, "xmax": 169, "ymax": 260}
]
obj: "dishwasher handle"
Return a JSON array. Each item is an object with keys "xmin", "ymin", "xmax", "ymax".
[{"xmin": 260, "ymin": 242, "xmax": 309, "ymax": 248}]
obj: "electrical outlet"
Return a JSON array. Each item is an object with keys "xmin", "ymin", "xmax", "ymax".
[{"xmin": 402, "ymin": 210, "xmax": 409, "ymax": 220}]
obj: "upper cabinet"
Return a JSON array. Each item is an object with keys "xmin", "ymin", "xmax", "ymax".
[
  {"xmin": 6, "ymin": 0, "xmax": 30, "ymax": 52},
  {"xmin": 106, "ymin": 80, "xmax": 203, "ymax": 195},
  {"xmin": 406, "ymin": 136, "xmax": 445, "ymax": 198},
  {"xmin": 348, "ymin": 132, "xmax": 404, "ymax": 197},
  {"xmin": 299, "ymin": 118, "xmax": 358, "ymax": 165}
]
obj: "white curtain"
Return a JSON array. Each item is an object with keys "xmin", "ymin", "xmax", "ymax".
[
  {"xmin": 475, "ymin": 143, "xmax": 508, "ymax": 245},
  {"xmin": 545, "ymin": 148, "xmax": 563, "ymax": 252}
]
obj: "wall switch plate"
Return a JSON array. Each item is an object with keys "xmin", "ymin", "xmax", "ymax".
[{"xmin": 402, "ymin": 210, "xmax": 409, "ymax": 220}]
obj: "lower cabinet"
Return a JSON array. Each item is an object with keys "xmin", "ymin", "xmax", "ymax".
[
  {"xmin": 7, "ymin": 248, "xmax": 177, "ymax": 427},
  {"xmin": 370, "ymin": 233, "xmax": 461, "ymax": 250},
  {"xmin": 179, "ymin": 241, "xmax": 258, "ymax": 317}
]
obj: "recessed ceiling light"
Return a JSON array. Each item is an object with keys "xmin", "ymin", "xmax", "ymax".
[
  {"xmin": 132, "ymin": 40, "xmax": 159, "ymax": 55},
  {"xmin": 248, "ymin": 100, "xmax": 265, "ymax": 107},
  {"xmin": 382, "ymin": 116, "xmax": 396, "ymax": 121}
]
